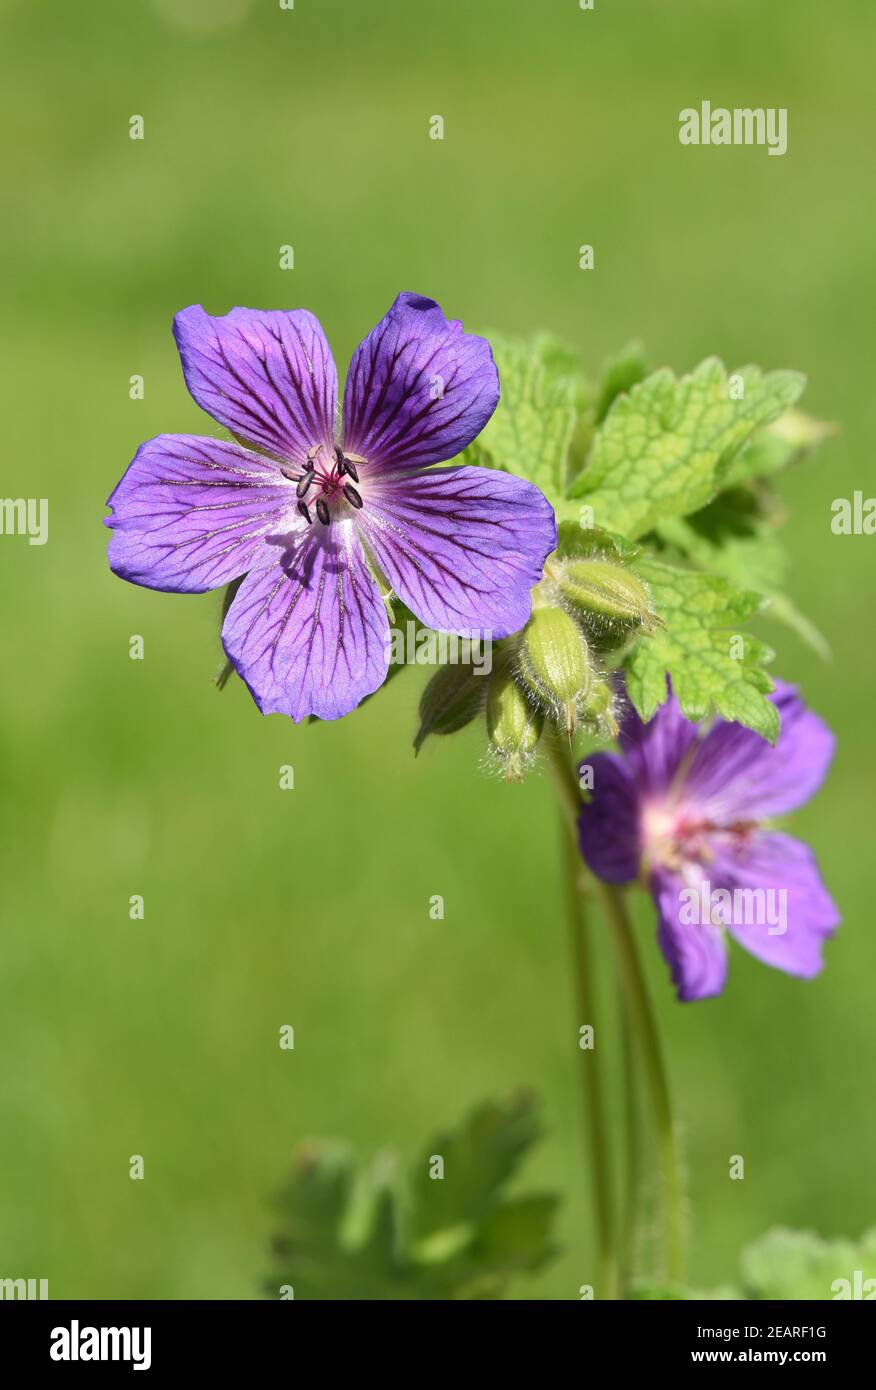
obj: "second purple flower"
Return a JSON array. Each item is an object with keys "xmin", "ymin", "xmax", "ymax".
[{"xmin": 578, "ymin": 682, "xmax": 840, "ymax": 1002}]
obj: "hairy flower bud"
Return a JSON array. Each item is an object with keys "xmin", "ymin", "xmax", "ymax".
[
  {"xmin": 579, "ymin": 673, "xmax": 620, "ymax": 740},
  {"xmin": 486, "ymin": 667, "xmax": 544, "ymax": 781},
  {"xmin": 517, "ymin": 605, "xmax": 594, "ymax": 735},
  {"xmin": 413, "ymin": 662, "xmax": 485, "ymax": 752},
  {"xmin": 555, "ymin": 558, "xmax": 657, "ymax": 635}
]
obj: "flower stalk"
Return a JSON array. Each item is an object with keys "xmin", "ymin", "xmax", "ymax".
[
  {"xmin": 556, "ymin": 789, "xmax": 620, "ymax": 1300},
  {"xmin": 549, "ymin": 739, "xmax": 686, "ymax": 1293}
]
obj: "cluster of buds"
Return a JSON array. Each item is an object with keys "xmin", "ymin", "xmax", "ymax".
[{"xmin": 415, "ymin": 525, "xmax": 660, "ymax": 779}]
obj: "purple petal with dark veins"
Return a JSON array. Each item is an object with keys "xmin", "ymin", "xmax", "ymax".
[
  {"xmin": 577, "ymin": 753, "xmax": 642, "ymax": 884},
  {"xmin": 356, "ymin": 464, "xmax": 556, "ymax": 637},
  {"xmin": 342, "ymin": 292, "xmax": 499, "ymax": 471},
  {"xmin": 651, "ymin": 866, "xmax": 729, "ymax": 1002},
  {"xmin": 617, "ymin": 680, "xmax": 699, "ymax": 798},
  {"xmin": 682, "ymin": 681, "xmax": 836, "ymax": 822},
  {"xmin": 708, "ymin": 830, "xmax": 839, "ymax": 979},
  {"xmin": 105, "ymin": 434, "xmax": 298, "ymax": 593},
  {"xmin": 173, "ymin": 305, "xmax": 337, "ymax": 462},
  {"xmin": 221, "ymin": 524, "xmax": 390, "ymax": 722}
]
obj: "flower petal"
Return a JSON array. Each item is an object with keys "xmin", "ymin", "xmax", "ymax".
[
  {"xmin": 682, "ymin": 682, "xmax": 836, "ymax": 822},
  {"xmin": 105, "ymin": 434, "xmax": 297, "ymax": 593},
  {"xmin": 221, "ymin": 524, "xmax": 390, "ymax": 722},
  {"xmin": 577, "ymin": 753, "xmax": 642, "ymax": 884},
  {"xmin": 342, "ymin": 292, "xmax": 499, "ymax": 471},
  {"xmin": 651, "ymin": 867, "xmax": 729, "ymax": 1002},
  {"xmin": 617, "ymin": 681, "xmax": 699, "ymax": 798},
  {"xmin": 173, "ymin": 305, "xmax": 337, "ymax": 461},
  {"xmin": 356, "ymin": 465, "xmax": 556, "ymax": 638},
  {"xmin": 711, "ymin": 830, "xmax": 839, "ymax": 979}
]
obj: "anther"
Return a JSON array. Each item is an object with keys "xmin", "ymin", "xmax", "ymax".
[
  {"xmin": 335, "ymin": 445, "xmax": 345, "ymax": 470},
  {"xmin": 341, "ymin": 455, "xmax": 359, "ymax": 483},
  {"xmin": 343, "ymin": 483, "xmax": 363, "ymax": 510},
  {"xmin": 316, "ymin": 498, "xmax": 331, "ymax": 526},
  {"xmin": 297, "ymin": 500, "xmax": 313, "ymax": 525},
  {"xmin": 296, "ymin": 473, "xmax": 312, "ymax": 499}
]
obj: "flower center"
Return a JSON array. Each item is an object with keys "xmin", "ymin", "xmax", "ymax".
[
  {"xmin": 642, "ymin": 801, "xmax": 757, "ymax": 873},
  {"xmin": 281, "ymin": 444, "xmax": 365, "ymax": 528}
]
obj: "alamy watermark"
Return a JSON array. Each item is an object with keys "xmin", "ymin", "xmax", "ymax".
[
  {"xmin": 678, "ymin": 879, "xmax": 788, "ymax": 936},
  {"xmin": 0, "ymin": 1275, "xmax": 48, "ymax": 1299},
  {"xmin": 831, "ymin": 491, "xmax": 876, "ymax": 534},
  {"xmin": 386, "ymin": 622, "xmax": 492, "ymax": 675},
  {"xmin": 0, "ymin": 498, "xmax": 48, "ymax": 545},
  {"xmin": 679, "ymin": 102, "xmax": 788, "ymax": 157}
]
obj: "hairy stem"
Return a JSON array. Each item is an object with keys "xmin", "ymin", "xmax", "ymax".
[
  {"xmin": 618, "ymin": 984, "xmax": 641, "ymax": 1286},
  {"xmin": 549, "ymin": 738, "xmax": 685, "ymax": 1289},
  {"xmin": 595, "ymin": 878, "xmax": 686, "ymax": 1285},
  {"xmin": 549, "ymin": 742, "xmax": 620, "ymax": 1301}
]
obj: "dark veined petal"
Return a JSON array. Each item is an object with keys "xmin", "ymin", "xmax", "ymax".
[
  {"xmin": 173, "ymin": 305, "xmax": 337, "ymax": 461},
  {"xmin": 682, "ymin": 681, "xmax": 836, "ymax": 822},
  {"xmin": 709, "ymin": 830, "xmax": 839, "ymax": 979},
  {"xmin": 105, "ymin": 434, "xmax": 297, "ymax": 593},
  {"xmin": 577, "ymin": 753, "xmax": 642, "ymax": 884},
  {"xmin": 355, "ymin": 467, "xmax": 556, "ymax": 639},
  {"xmin": 342, "ymin": 292, "xmax": 499, "ymax": 471},
  {"xmin": 617, "ymin": 679, "xmax": 699, "ymax": 798},
  {"xmin": 221, "ymin": 524, "xmax": 390, "ymax": 722},
  {"xmin": 651, "ymin": 866, "xmax": 729, "ymax": 1003},
  {"xmin": 356, "ymin": 465, "xmax": 556, "ymax": 638}
]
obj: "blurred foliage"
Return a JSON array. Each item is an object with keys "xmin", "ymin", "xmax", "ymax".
[
  {"xmin": 631, "ymin": 1225, "xmax": 876, "ymax": 1301},
  {"xmin": 266, "ymin": 1093, "xmax": 558, "ymax": 1299}
]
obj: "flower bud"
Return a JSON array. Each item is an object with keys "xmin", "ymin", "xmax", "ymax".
[
  {"xmin": 486, "ymin": 668, "xmax": 544, "ymax": 781},
  {"xmin": 517, "ymin": 605, "xmax": 594, "ymax": 736},
  {"xmin": 414, "ymin": 662, "xmax": 485, "ymax": 752},
  {"xmin": 579, "ymin": 674, "xmax": 619, "ymax": 740},
  {"xmin": 555, "ymin": 558, "xmax": 657, "ymax": 634}
]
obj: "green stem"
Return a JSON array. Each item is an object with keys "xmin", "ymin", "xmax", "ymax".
[
  {"xmin": 549, "ymin": 739, "xmax": 685, "ymax": 1288},
  {"xmin": 618, "ymin": 983, "xmax": 641, "ymax": 1286},
  {"xmin": 549, "ymin": 742, "xmax": 619, "ymax": 1301},
  {"xmin": 595, "ymin": 878, "xmax": 686, "ymax": 1285}
]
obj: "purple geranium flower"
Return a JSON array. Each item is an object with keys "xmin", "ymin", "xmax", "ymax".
[
  {"xmin": 105, "ymin": 293, "xmax": 556, "ymax": 721},
  {"xmin": 578, "ymin": 682, "xmax": 839, "ymax": 1002}
]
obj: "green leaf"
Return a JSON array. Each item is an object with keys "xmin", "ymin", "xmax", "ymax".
[
  {"xmin": 407, "ymin": 1092, "xmax": 543, "ymax": 1246},
  {"xmin": 475, "ymin": 333, "xmax": 583, "ymax": 495},
  {"xmin": 593, "ymin": 339, "xmax": 649, "ymax": 425},
  {"xmin": 740, "ymin": 1226, "xmax": 876, "ymax": 1301},
  {"xmin": 722, "ymin": 407, "xmax": 836, "ymax": 488},
  {"xmin": 573, "ymin": 359, "xmax": 805, "ymax": 538},
  {"xmin": 265, "ymin": 1092, "xmax": 558, "ymax": 1300},
  {"xmin": 624, "ymin": 557, "xmax": 778, "ymax": 740},
  {"xmin": 658, "ymin": 497, "xmax": 831, "ymax": 661}
]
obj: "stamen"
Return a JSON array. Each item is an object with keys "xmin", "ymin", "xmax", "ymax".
[
  {"xmin": 297, "ymin": 500, "xmax": 312, "ymax": 525},
  {"xmin": 296, "ymin": 474, "xmax": 312, "ymax": 499},
  {"xmin": 341, "ymin": 456, "xmax": 359, "ymax": 483},
  {"xmin": 316, "ymin": 498, "xmax": 331, "ymax": 526},
  {"xmin": 334, "ymin": 445, "xmax": 345, "ymax": 470},
  {"xmin": 343, "ymin": 483, "xmax": 363, "ymax": 510}
]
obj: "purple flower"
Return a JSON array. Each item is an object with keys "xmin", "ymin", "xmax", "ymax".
[
  {"xmin": 105, "ymin": 293, "xmax": 556, "ymax": 721},
  {"xmin": 578, "ymin": 682, "xmax": 839, "ymax": 1002}
]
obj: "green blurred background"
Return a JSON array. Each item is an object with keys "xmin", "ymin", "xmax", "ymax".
[{"xmin": 2, "ymin": 0, "xmax": 874, "ymax": 1299}]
